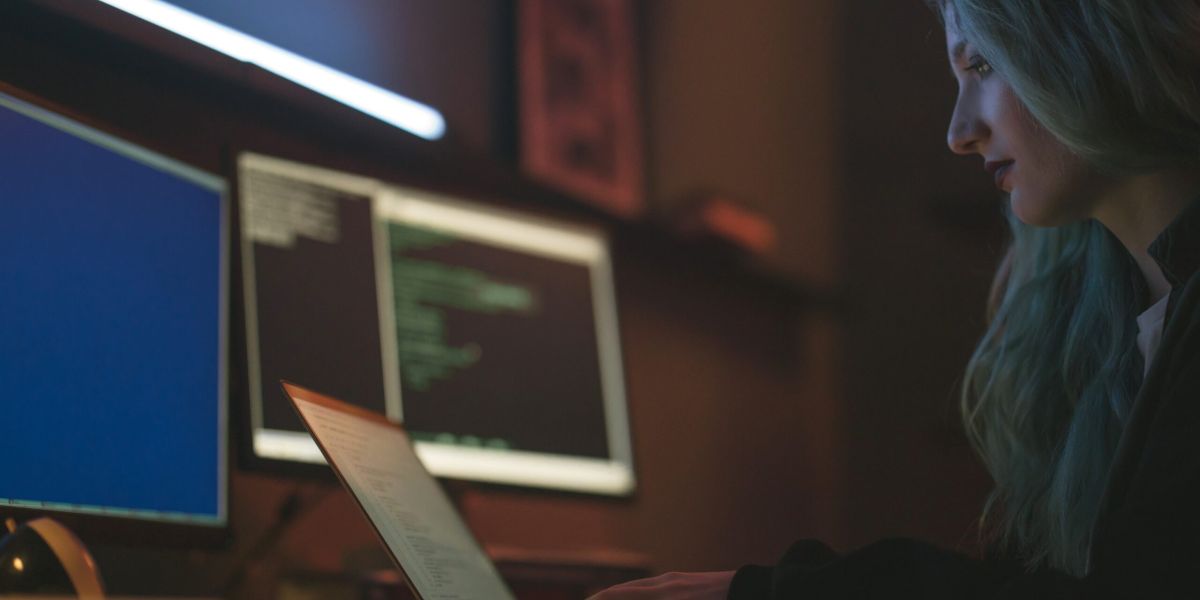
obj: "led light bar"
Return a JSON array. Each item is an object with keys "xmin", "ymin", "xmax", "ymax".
[{"xmin": 96, "ymin": 0, "xmax": 447, "ymax": 141}]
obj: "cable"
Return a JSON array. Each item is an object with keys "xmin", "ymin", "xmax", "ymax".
[{"xmin": 218, "ymin": 483, "xmax": 330, "ymax": 597}]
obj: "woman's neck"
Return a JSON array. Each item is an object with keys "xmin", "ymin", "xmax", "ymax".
[{"xmin": 1092, "ymin": 167, "xmax": 1200, "ymax": 307}]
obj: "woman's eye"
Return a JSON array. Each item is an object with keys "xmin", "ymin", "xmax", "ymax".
[{"xmin": 967, "ymin": 57, "xmax": 994, "ymax": 76}]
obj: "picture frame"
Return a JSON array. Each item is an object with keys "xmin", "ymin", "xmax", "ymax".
[{"xmin": 518, "ymin": 0, "xmax": 644, "ymax": 217}]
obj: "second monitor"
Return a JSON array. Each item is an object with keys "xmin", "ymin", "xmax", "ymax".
[{"xmin": 240, "ymin": 155, "xmax": 634, "ymax": 495}]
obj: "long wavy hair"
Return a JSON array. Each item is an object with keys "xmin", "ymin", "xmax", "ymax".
[{"xmin": 931, "ymin": 0, "xmax": 1200, "ymax": 576}]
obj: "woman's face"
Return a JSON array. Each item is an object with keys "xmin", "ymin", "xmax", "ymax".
[{"xmin": 943, "ymin": 12, "xmax": 1108, "ymax": 226}]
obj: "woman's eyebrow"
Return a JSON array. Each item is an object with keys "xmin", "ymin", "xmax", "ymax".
[
  {"xmin": 950, "ymin": 40, "xmax": 969, "ymax": 63},
  {"xmin": 948, "ymin": 39, "xmax": 972, "ymax": 77}
]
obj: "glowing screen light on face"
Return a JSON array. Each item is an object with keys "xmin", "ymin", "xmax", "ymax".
[{"xmin": 95, "ymin": 0, "xmax": 447, "ymax": 141}]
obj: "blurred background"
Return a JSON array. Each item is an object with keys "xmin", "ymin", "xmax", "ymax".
[{"xmin": 0, "ymin": 0, "xmax": 1008, "ymax": 597}]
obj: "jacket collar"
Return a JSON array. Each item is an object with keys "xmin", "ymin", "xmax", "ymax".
[{"xmin": 1148, "ymin": 197, "xmax": 1200, "ymax": 287}]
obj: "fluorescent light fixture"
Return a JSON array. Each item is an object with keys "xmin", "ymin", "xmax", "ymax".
[{"xmin": 96, "ymin": 0, "xmax": 447, "ymax": 141}]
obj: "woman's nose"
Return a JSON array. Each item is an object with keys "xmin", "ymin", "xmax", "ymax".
[{"xmin": 947, "ymin": 96, "xmax": 988, "ymax": 155}]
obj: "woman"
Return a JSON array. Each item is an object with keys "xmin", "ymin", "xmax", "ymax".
[{"xmin": 591, "ymin": 0, "xmax": 1200, "ymax": 597}]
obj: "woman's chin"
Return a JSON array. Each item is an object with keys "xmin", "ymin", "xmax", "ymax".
[{"xmin": 1009, "ymin": 192, "xmax": 1044, "ymax": 226}]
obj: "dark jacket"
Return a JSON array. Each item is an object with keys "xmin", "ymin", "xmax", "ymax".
[{"xmin": 729, "ymin": 199, "xmax": 1200, "ymax": 599}]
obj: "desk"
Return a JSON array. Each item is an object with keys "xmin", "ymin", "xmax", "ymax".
[{"xmin": 278, "ymin": 548, "xmax": 651, "ymax": 600}]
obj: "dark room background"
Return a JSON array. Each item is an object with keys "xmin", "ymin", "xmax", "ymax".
[{"xmin": 0, "ymin": 0, "xmax": 1006, "ymax": 597}]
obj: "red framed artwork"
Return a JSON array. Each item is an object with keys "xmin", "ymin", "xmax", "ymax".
[{"xmin": 519, "ymin": 0, "xmax": 644, "ymax": 217}]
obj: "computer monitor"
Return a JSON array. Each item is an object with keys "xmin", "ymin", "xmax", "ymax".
[
  {"xmin": 238, "ymin": 154, "xmax": 397, "ymax": 467},
  {"xmin": 0, "ymin": 91, "xmax": 228, "ymax": 538},
  {"xmin": 240, "ymin": 154, "xmax": 635, "ymax": 495}
]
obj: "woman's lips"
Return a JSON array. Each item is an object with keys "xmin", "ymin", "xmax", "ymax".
[{"xmin": 985, "ymin": 160, "xmax": 1014, "ymax": 190}]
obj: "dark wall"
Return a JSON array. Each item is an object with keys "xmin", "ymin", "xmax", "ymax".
[
  {"xmin": 642, "ymin": 0, "xmax": 842, "ymax": 287},
  {"xmin": 836, "ymin": 0, "xmax": 1002, "ymax": 549},
  {"xmin": 638, "ymin": 0, "xmax": 1002, "ymax": 558},
  {"xmin": 637, "ymin": 0, "xmax": 847, "ymax": 558}
]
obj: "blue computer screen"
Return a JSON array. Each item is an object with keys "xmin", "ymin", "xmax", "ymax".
[{"xmin": 0, "ymin": 94, "xmax": 226, "ymax": 525}]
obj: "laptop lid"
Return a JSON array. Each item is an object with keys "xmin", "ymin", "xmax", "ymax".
[{"xmin": 280, "ymin": 381, "xmax": 515, "ymax": 600}]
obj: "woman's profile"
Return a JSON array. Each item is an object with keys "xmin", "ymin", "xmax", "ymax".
[{"xmin": 591, "ymin": 0, "xmax": 1200, "ymax": 597}]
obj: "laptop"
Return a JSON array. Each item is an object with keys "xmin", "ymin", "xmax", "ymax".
[{"xmin": 280, "ymin": 381, "xmax": 516, "ymax": 600}]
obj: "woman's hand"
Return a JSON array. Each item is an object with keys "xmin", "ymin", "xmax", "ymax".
[{"xmin": 586, "ymin": 570, "xmax": 735, "ymax": 599}]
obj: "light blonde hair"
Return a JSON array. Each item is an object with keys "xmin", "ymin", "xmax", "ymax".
[{"xmin": 932, "ymin": 0, "xmax": 1200, "ymax": 576}]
